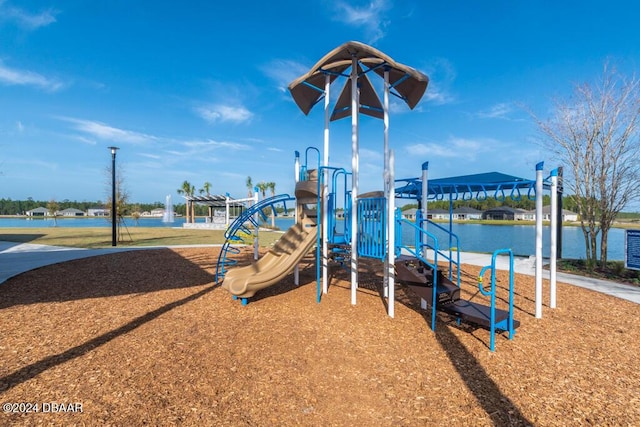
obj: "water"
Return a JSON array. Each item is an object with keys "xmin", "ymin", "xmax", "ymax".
[{"xmin": 0, "ymin": 217, "xmax": 628, "ymax": 261}]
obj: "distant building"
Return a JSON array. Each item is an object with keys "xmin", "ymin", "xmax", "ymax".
[
  {"xmin": 26, "ymin": 207, "xmax": 49, "ymax": 217},
  {"xmin": 426, "ymin": 208, "xmax": 449, "ymax": 220},
  {"xmin": 482, "ymin": 206, "xmax": 525, "ymax": 221},
  {"xmin": 541, "ymin": 206, "xmax": 578, "ymax": 222},
  {"xmin": 453, "ymin": 206, "xmax": 482, "ymax": 220},
  {"xmin": 402, "ymin": 208, "xmax": 418, "ymax": 220},
  {"xmin": 58, "ymin": 208, "xmax": 85, "ymax": 217},
  {"xmin": 88, "ymin": 208, "xmax": 109, "ymax": 216}
]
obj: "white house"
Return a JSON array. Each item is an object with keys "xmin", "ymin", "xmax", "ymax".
[
  {"xmin": 58, "ymin": 208, "xmax": 85, "ymax": 217},
  {"xmin": 541, "ymin": 206, "xmax": 578, "ymax": 222},
  {"xmin": 26, "ymin": 207, "xmax": 49, "ymax": 217}
]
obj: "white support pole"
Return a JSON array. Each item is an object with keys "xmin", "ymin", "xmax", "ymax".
[
  {"xmin": 225, "ymin": 193, "xmax": 230, "ymax": 227},
  {"xmin": 350, "ymin": 55, "xmax": 359, "ymax": 306},
  {"xmin": 420, "ymin": 162, "xmax": 429, "ymax": 311},
  {"xmin": 535, "ymin": 162, "xmax": 544, "ymax": 318},
  {"xmin": 253, "ymin": 188, "xmax": 259, "ymax": 261},
  {"xmin": 294, "ymin": 151, "xmax": 300, "ymax": 286},
  {"xmin": 383, "ymin": 68, "xmax": 390, "ymax": 295},
  {"xmin": 421, "ymin": 162, "xmax": 429, "ymax": 227},
  {"xmin": 388, "ymin": 150, "xmax": 395, "ymax": 318},
  {"xmin": 322, "ymin": 74, "xmax": 330, "ymax": 295},
  {"xmin": 550, "ymin": 169, "xmax": 558, "ymax": 308}
]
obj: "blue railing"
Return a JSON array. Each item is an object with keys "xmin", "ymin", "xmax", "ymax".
[
  {"xmin": 214, "ymin": 194, "xmax": 295, "ymax": 283},
  {"xmin": 395, "ymin": 209, "xmax": 441, "ymax": 330},
  {"xmin": 477, "ymin": 248, "xmax": 516, "ymax": 351},
  {"xmin": 423, "ymin": 218, "xmax": 461, "ymax": 286}
]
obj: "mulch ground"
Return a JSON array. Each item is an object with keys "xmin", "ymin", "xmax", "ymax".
[{"xmin": 1, "ymin": 247, "xmax": 639, "ymax": 426}]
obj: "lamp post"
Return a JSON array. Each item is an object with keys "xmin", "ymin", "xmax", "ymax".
[{"xmin": 108, "ymin": 146, "xmax": 119, "ymax": 246}]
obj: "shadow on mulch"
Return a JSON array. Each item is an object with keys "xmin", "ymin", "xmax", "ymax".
[
  {"xmin": 390, "ymin": 272, "xmax": 533, "ymax": 426},
  {"xmin": 0, "ymin": 285, "xmax": 217, "ymax": 392},
  {"xmin": 0, "ymin": 248, "xmax": 214, "ymax": 309}
]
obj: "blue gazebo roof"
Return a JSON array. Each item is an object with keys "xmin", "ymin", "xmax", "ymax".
[{"xmin": 395, "ymin": 171, "xmax": 545, "ymax": 201}]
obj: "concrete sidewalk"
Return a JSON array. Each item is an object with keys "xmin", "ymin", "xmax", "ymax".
[{"xmin": 2, "ymin": 241, "xmax": 640, "ymax": 304}]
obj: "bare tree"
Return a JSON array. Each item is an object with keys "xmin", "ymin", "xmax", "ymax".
[
  {"xmin": 105, "ymin": 163, "xmax": 130, "ymax": 233},
  {"xmin": 532, "ymin": 62, "xmax": 640, "ymax": 268},
  {"xmin": 47, "ymin": 199, "xmax": 59, "ymax": 227}
]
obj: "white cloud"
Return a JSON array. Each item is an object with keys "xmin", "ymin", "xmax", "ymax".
[
  {"xmin": 16, "ymin": 121, "xmax": 24, "ymax": 132},
  {"xmin": 0, "ymin": 1, "xmax": 58, "ymax": 29},
  {"xmin": 60, "ymin": 117, "xmax": 157, "ymax": 144},
  {"xmin": 477, "ymin": 103, "xmax": 513, "ymax": 119},
  {"xmin": 332, "ymin": 0, "xmax": 391, "ymax": 44},
  {"xmin": 421, "ymin": 58, "xmax": 457, "ymax": 106},
  {"xmin": 0, "ymin": 61, "xmax": 64, "ymax": 92},
  {"xmin": 195, "ymin": 104, "xmax": 254, "ymax": 124},
  {"xmin": 182, "ymin": 139, "xmax": 250, "ymax": 151},
  {"xmin": 261, "ymin": 59, "xmax": 310, "ymax": 92},
  {"xmin": 405, "ymin": 137, "xmax": 494, "ymax": 161}
]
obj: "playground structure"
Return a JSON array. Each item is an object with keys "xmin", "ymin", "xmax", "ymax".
[{"xmin": 215, "ymin": 41, "xmax": 561, "ymax": 351}]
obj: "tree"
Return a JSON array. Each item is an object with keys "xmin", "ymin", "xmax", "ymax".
[
  {"xmin": 532, "ymin": 63, "xmax": 640, "ymax": 268},
  {"xmin": 246, "ymin": 176, "xmax": 253, "ymax": 198},
  {"xmin": 47, "ymin": 199, "xmax": 59, "ymax": 227},
  {"xmin": 105, "ymin": 162, "xmax": 130, "ymax": 233},
  {"xmin": 266, "ymin": 181, "xmax": 276, "ymax": 227},
  {"xmin": 177, "ymin": 180, "xmax": 196, "ymax": 223},
  {"xmin": 200, "ymin": 181, "xmax": 212, "ymax": 196}
]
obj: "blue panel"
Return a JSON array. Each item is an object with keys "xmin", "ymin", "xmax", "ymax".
[{"xmin": 356, "ymin": 197, "xmax": 386, "ymax": 259}]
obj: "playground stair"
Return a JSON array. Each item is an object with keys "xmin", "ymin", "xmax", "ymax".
[{"xmin": 394, "ymin": 255, "xmax": 520, "ymax": 331}]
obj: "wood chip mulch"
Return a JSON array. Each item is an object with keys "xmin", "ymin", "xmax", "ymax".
[{"xmin": 1, "ymin": 247, "xmax": 639, "ymax": 426}]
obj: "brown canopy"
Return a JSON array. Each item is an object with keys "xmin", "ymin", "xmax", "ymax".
[{"xmin": 288, "ymin": 41, "xmax": 429, "ymax": 118}]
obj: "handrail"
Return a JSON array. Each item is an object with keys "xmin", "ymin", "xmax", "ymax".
[
  {"xmin": 424, "ymin": 218, "xmax": 461, "ymax": 287},
  {"xmin": 396, "ymin": 210, "xmax": 440, "ymax": 330},
  {"xmin": 477, "ymin": 248, "xmax": 515, "ymax": 351},
  {"xmin": 215, "ymin": 194, "xmax": 295, "ymax": 283}
]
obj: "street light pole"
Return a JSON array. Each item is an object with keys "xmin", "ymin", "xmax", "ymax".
[{"xmin": 108, "ymin": 146, "xmax": 119, "ymax": 246}]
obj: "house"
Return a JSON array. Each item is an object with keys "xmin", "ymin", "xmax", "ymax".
[
  {"xmin": 88, "ymin": 208, "xmax": 109, "ymax": 216},
  {"xmin": 26, "ymin": 207, "xmax": 49, "ymax": 217},
  {"xmin": 482, "ymin": 206, "xmax": 526, "ymax": 221},
  {"xmin": 452, "ymin": 206, "xmax": 482, "ymax": 220},
  {"xmin": 58, "ymin": 208, "xmax": 85, "ymax": 217},
  {"xmin": 402, "ymin": 208, "xmax": 418, "ymax": 220},
  {"xmin": 427, "ymin": 208, "xmax": 449, "ymax": 220},
  {"xmin": 541, "ymin": 206, "xmax": 578, "ymax": 222}
]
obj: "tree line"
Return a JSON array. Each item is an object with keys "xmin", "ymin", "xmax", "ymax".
[{"xmin": 0, "ymin": 197, "xmax": 212, "ymax": 217}]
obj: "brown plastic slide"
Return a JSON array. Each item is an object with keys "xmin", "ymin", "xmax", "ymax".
[{"xmin": 221, "ymin": 218, "xmax": 317, "ymax": 298}]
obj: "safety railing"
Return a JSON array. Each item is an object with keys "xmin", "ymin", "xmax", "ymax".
[
  {"xmin": 477, "ymin": 248, "xmax": 516, "ymax": 351},
  {"xmin": 214, "ymin": 194, "xmax": 294, "ymax": 283}
]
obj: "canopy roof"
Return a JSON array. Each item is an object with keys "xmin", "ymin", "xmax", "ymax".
[
  {"xmin": 184, "ymin": 194, "xmax": 244, "ymax": 208},
  {"xmin": 395, "ymin": 172, "xmax": 545, "ymax": 201},
  {"xmin": 288, "ymin": 41, "xmax": 429, "ymax": 119}
]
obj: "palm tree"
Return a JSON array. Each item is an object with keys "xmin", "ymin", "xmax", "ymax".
[
  {"xmin": 200, "ymin": 181, "xmax": 213, "ymax": 217},
  {"xmin": 202, "ymin": 181, "xmax": 212, "ymax": 196},
  {"xmin": 267, "ymin": 182, "xmax": 276, "ymax": 228},
  {"xmin": 177, "ymin": 180, "xmax": 195, "ymax": 223},
  {"xmin": 246, "ymin": 176, "xmax": 253, "ymax": 198}
]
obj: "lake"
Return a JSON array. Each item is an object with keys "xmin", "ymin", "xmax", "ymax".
[{"xmin": 0, "ymin": 217, "xmax": 628, "ymax": 261}]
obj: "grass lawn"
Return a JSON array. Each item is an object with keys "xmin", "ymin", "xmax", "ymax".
[{"xmin": 0, "ymin": 227, "xmax": 284, "ymax": 249}]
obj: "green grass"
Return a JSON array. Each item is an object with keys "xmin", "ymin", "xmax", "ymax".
[
  {"xmin": 0, "ymin": 227, "xmax": 285, "ymax": 249},
  {"xmin": 556, "ymin": 258, "xmax": 640, "ymax": 286}
]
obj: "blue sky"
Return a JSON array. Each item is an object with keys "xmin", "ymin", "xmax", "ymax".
[{"xmin": 1, "ymin": 1, "xmax": 638, "ymax": 205}]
